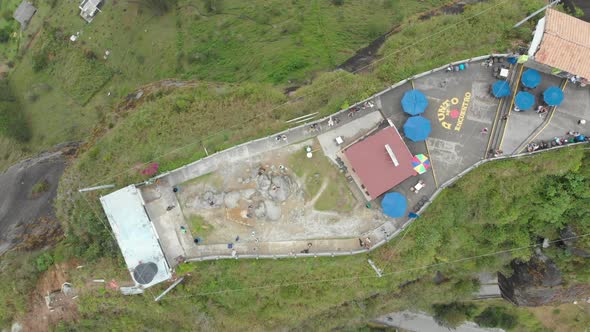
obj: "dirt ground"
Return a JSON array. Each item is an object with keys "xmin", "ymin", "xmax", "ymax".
[
  {"xmin": 176, "ymin": 141, "xmax": 385, "ymax": 245},
  {"xmin": 23, "ymin": 261, "xmax": 81, "ymax": 332},
  {"xmin": 0, "ymin": 151, "xmax": 67, "ymax": 255}
]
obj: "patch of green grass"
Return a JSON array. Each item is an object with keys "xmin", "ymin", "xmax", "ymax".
[
  {"xmin": 30, "ymin": 179, "xmax": 49, "ymax": 197},
  {"xmin": 179, "ymin": 171, "xmax": 221, "ymax": 189},
  {"xmin": 0, "ymin": 80, "xmax": 30, "ymax": 142},
  {"xmin": 314, "ymin": 178, "xmax": 354, "ymax": 212},
  {"xmin": 188, "ymin": 214, "xmax": 213, "ymax": 239},
  {"xmin": 26, "ymin": 25, "xmax": 113, "ymax": 105},
  {"xmin": 528, "ymin": 303, "xmax": 590, "ymax": 331},
  {"xmin": 289, "ymin": 147, "xmax": 355, "ymax": 211},
  {"xmin": 0, "ymin": 251, "xmax": 44, "ymax": 327},
  {"xmin": 376, "ymin": 0, "xmax": 543, "ymax": 82},
  {"xmin": 178, "ymin": 0, "xmax": 450, "ymax": 83}
]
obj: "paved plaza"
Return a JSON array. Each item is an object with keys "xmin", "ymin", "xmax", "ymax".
[{"xmin": 380, "ymin": 62, "xmax": 499, "ymax": 185}]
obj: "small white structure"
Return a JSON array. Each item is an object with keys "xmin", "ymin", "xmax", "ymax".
[
  {"xmin": 79, "ymin": 0, "xmax": 102, "ymax": 23},
  {"xmin": 100, "ymin": 185, "xmax": 172, "ymax": 290}
]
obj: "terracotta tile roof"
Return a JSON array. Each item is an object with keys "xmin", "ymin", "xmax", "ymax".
[
  {"xmin": 343, "ymin": 126, "xmax": 416, "ymax": 200},
  {"xmin": 535, "ymin": 9, "xmax": 590, "ymax": 79}
]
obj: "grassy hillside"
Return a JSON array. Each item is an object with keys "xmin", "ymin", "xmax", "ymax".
[{"xmin": 0, "ymin": 0, "xmax": 453, "ymax": 170}]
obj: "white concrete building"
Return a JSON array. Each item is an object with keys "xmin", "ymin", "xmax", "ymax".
[{"xmin": 79, "ymin": 0, "xmax": 102, "ymax": 23}]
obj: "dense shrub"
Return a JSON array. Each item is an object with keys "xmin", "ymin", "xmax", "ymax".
[
  {"xmin": 35, "ymin": 253, "xmax": 54, "ymax": 272},
  {"xmin": 0, "ymin": 81, "xmax": 31, "ymax": 142},
  {"xmin": 475, "ymin": 306, "xmax": 518, "ymax": 329},
  {"xmin": 432, "ymin": 302, "xmax": 477, "ymax": 328},
  {"xmin": 0, "ymin": 27, "xmax": 10, "ymax": 43}
]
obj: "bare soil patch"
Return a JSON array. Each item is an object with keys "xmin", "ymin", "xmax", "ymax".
[{"xmin": 23, "ymin": 261, "xmax": 81, "ymax": 332}]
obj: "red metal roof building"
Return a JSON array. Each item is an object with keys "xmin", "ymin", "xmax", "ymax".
[{"xmin": 342, "ymin": 126, "xmax": 416, "ymax": 201}]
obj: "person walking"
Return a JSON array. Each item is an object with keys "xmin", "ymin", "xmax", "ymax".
[{"xmin": 481, "ymin": 127, "xmax": 489, "ymax": 135}]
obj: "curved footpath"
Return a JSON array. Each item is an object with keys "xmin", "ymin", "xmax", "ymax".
[{"xmin": 130, "ymin": 54, "xmax": 590, "ymax": 266}]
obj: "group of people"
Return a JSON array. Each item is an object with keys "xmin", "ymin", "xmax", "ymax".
[
  {"xmin": 308, "ymin": 123, "xmax": 321, "ymax": 133},
  {"xmin": 359, "ymin": 237, "xmax": 372, "ymax": 249},
  {"xmin": 527, "ymin": 131, "xmax": 588, "ymax": 152},
  {"xmin": 568, "ymin": 75, "xmax": 588, "ymax": 87}
]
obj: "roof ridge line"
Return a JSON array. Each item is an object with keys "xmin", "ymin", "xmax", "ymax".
[{"xmin": 543, "ymin": 31, "xmax": 590, "ymax": 50}]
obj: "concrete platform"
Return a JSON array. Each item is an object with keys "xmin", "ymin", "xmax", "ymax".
[{"xmin": 317, "ymin": 111, "xmax": 384, "ymax": 162}]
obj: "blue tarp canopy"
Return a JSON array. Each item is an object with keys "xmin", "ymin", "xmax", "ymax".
[
  {"xmin": 543, "ymin": 86, "xmax": 564, "ymax": 106},
  {"xmin": 492, "ymin": 80, "xmax": 511, "ymax": 98},
  {"xmin": 401, "ymin": 89, "xmax": 429, "ymax": 115},
  {"xmin": 507, "ymin": 57, "xmax": 517, "ymax": 64},
  {"xmin": 403, "ymin": 115, "xmax": 432, "ymax": 142},
  {"xmin": 381, "ymin": 192, "xmax": 407, "ymax": 218},
  {"xmin": 515, "ymin": 91, "xmax": 535, "ymax": 110},
  {"xmin": 521, "ymin": 69, "xmax": 541, "ymax": 88}
]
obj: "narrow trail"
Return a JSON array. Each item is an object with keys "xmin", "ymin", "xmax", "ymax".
[{"xmin": 308, "ymin": 180, "xmax": 328, "ymax": 208}]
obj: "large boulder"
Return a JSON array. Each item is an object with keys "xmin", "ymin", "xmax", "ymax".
[
  {"xmin": 498, "ymin": 252, "xmax": 590, "ymax": 306},
  {"xmin": 264, "ymin": 200, "xmax": 282, "ymax": 221},
  {"xmin": 253, "ymin": 202, "xmax": 266, "ymax": 218},
  {"xmin": 223, "ymin": 191, "xmax": 241, "ymax": 209},
  {"xmin": 240, "ymin": 189, "xmax": 257, "ymax": 200},
  {"xmin": 194, "ymin": 191, "xmax": 224, "ymax": 209},
  {"xmin": 257, "ymin": 174, "xmax": 271, "ymax": 192},
  {"xmin": 268, "ymin": 175, "xmax": 292, "ymax": 202}
]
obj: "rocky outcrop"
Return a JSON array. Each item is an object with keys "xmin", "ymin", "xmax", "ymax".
[
  {"xmin": 560, "ymin": 225, "xmax": 590, "ymax": 258},
  {"xmin": 498, "ymin": 252, "xmax": 590, "ymax": 306}
]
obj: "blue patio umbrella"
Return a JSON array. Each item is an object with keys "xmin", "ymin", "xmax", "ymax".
[
  {"xmin": 492, "ymin": 80, "xmax": 511, "ymax": 98},
  {"xmin": 403, "ymin": 115, "xmax": 432, "ymax": 142},
  {"xmin": 543, "ymin": 86, "xmax": 564, "ymax": 106},
  {"xmin": 521, "ymin": 69, "xmax": 541, "ymax": 88},
  {"xmin": 401, "ymin": 89, "xmax": 429, "ymax": 115},
  {"xmin": 381, "ymin": 192, "xmax": 407, "ymax": 218},
  {"xmin": 515, "ymin": 91, "xmax": 535, "ymax": 110}
]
